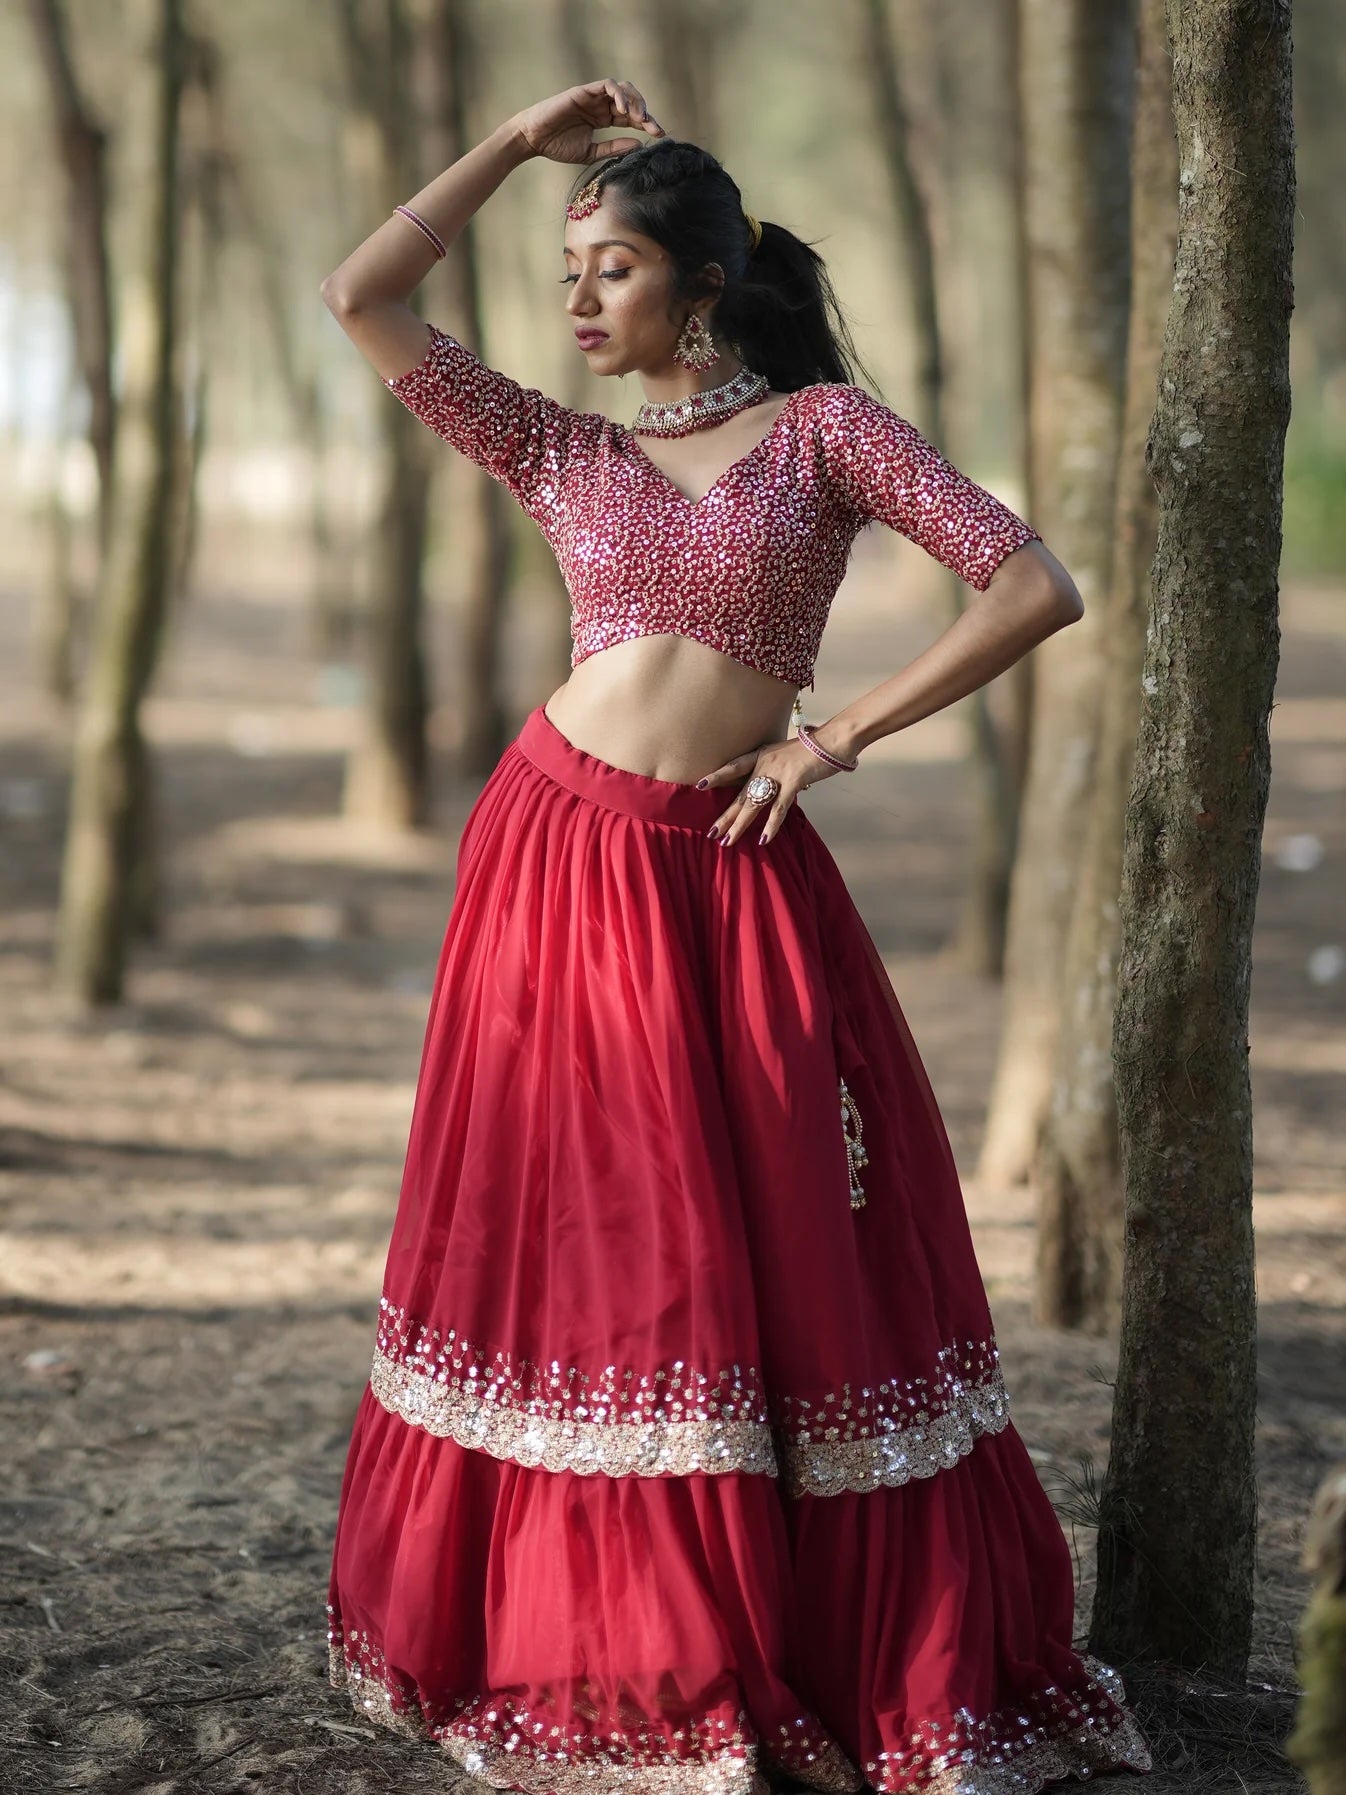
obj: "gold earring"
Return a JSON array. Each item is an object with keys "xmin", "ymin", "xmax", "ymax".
[{"xmin": 673, "ymin": 311, "xmax": 720, "ymax": 371}]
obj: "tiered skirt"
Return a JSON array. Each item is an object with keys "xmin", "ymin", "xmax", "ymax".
[{"xmin": 326, "ymin": 702, "xmax": 1152, "ymax": 1794}]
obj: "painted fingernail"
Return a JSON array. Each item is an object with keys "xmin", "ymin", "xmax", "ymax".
[
  {"xmin": 718, "ymin": 833, "xmax": 729, "ymax": 848},
  {"xmin": 706, "ymin": 826, "xmax": 718, "ymax": 840},
  {"xmin": 695, "ymin": 777, "xmax": 709, "ymax": 789}
]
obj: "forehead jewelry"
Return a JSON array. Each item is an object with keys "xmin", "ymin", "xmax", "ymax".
[
  {"xmin": 567, "ymin": 171, "xmax": 605, "ymax": 220},
  {"xmin": 568, "ymin": 167, "xmax": 763, "ymax": 247}
]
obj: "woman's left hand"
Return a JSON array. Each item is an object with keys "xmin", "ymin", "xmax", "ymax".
[{"xmin": 697, "ymin": 738, "xmax": 847, "ymax": 848}]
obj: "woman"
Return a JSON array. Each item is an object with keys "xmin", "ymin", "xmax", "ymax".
[{"xmin": 320, "ymin": 77, "xmax": 1152, "ymax": 1795}]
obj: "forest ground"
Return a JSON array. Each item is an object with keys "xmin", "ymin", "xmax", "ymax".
[{"xmin": 1, "ymin": 520, "xmax": 1342, "ymax": 1795}]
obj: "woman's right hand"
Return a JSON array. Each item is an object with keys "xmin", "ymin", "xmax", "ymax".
[{"xmin": 511, "ymin": 80, "xmax": 665, "ymax": 166}]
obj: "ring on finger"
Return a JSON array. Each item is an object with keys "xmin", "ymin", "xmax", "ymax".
[{"xmin": 744, "ymin": 773, "xmax": 780, "ymax": 807}]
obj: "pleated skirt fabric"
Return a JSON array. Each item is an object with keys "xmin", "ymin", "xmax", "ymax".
[{"xmin": 326, "ymin": 702, "xmax": 1152, "ymax": 1795}]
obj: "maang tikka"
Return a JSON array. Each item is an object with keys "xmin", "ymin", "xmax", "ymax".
[{"xmin": 567, "ymin": 165, "xmax": 620, "ymax": 220}]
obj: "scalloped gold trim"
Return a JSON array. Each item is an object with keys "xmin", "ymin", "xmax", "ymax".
[
  {"xmin": 781, "ymin": 1365, "xmax": 1011, "ymax": 1498},
  {"xmin": 369, "ymin": 1343, "xmax": 776, "ymax": 1478},
  {"xmin": 326, "ymin": 1630, "xmax": 1151, "ymax": 1794},
  {"xmin": 368, "ymin": 1331, "xmax": 1014, "ymax": 1498}
]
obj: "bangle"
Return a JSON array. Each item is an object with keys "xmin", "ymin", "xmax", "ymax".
[
  {"xmin": 797, "ymin": 723, "xmax": 859, "ymax": 773},
  {"xmin": 393, "ymin": 205, "xmax": 447, "ymax": 259}
]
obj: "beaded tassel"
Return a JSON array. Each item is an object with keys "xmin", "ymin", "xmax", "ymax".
[{"xmin": 840, "ymin": 1075, "xmax": 868, "ymax": 1210}]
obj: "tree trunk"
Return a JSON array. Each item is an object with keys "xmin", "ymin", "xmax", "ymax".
[
  {"xmin": 422, "ymin": 0, "xmax": 516, "ymax": 776},
  {"xmin": 860, "ymin": 0, "xmax": 1018, "ymax": 980},
  {"xmin": 542, "ymin": 0, "xmax": 608, "ymax": 689},
  {"xmin": 976, "ymin": 0, "xmax": 1134, "ymax": 1186},
  {"xmin": 35, "ymin": 370, "xmax": 81, "ymax": 707},
  {"xmin": 343, "ymin": 415, "xmax": 432, "ymax": 822},
  {"xmin": 210, "ymin": 63, "xmax": 357, "ymax": 660},
  {"xmin": 1001, "ymin": 0, "xmax": 1035, "ymax": 833},
  {"xmin": 1090, "ymin": 0, "xmax": 1294, "ymax": 1677},
  {"xmin": 25, "ymin": 0, "xmax": 118, "ymax": 702},
  {"xmin": 167, "ymin": 25, "xmax": 226, "ymax": 623},
  {"xmin": 639, "ymin": 0, "xmax": 734, "ymax": 146},
  {"xmin": 53, "ymin": 0, "xmax": 184, "ymax": 1006},
  {"xmin": 1285, "ymin": 1463, "xmax": 1346, "ymax": 1793},
  {"xmin": 337, "ymin": 0, "xmax": 431, "ymax": 828},
  {"xmin": 1032, "ymin": 0, "xmax": 1177, "ymax": 1332}
]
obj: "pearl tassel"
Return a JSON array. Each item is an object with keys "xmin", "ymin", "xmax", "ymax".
[{"xmin": 840, "ymin": 1076, "xmax": 868, "ymax": 1210}]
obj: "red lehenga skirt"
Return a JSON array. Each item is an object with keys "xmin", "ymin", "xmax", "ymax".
[{"xmin": 326, "ymin": 702, "xmax": 1152, "ymax": 1795}]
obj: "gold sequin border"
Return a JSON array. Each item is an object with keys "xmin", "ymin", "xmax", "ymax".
[
  {"xmin": 326, "ymin": 1620, "xmax": 1151, "ymax": 1794},
  {"xmin": 326, "ymin": 1631, "xmax": 786, "ymax": 1792},
  {"xmin": 368, "ymin": 1341, "xmax": 1013, "ymax": 1497}
]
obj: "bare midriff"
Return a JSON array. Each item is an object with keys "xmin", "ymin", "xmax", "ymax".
[
  {"xmin": 541, "ymin": 389, "xmax": 809, "ymax": 782},
  {"xmin": 543, "ymin": 633, "xmax": 798, "ymax": 786}
]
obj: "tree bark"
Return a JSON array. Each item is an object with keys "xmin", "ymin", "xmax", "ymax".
[
  {"xmin": 336, "ymin": 0, "xmax": 432, "ymax": 828},
  {"xmin": 861, "ymin": 0, "xmax": 1018, "ymax": 980},
  {"xmin": 976, "ymin": 0, "xmax": 1135, "ymax": 1186},
  {"xmin": 422, "ymin": 0, "xmax": 516, "ymax": 776},
  {"xmin": 1032, "ymin": 0, "xmax": 1177, "ymax": 1332},
  {"xmin": 1090, "ymin": 0, "xmax": 1294, "ymax": 1677},
  {"xmin": 166, "ymin": 25, "xmax": 227, "ymax": 625},
  {"xmin": 1001, "ymin": 0, "xmax": 1035, "ymax": 830},
  {"xmin": 25, "ymin": 0, "xmax": 119, "ymax": 704},
  {"xmin": 35, "ymin": 371, "xmax": 81, "ymax": 707},
  {"xmin": 544, "ymin": 0, "xmax": 614, "ymax": 688},
  {"xmin": 53, "ymin": 0, "xmax": 184, "ymax": 1006},
  {"xmin": 214, "ymin": 88, "xmax": 357, "ymax": 660}
]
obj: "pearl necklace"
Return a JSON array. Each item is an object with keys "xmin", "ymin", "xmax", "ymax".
[{"xmin": 631, "ymin": 366, "xmax": 770, "ymax": 438}]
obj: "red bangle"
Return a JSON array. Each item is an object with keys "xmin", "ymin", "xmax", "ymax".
[
  {"xmin": 797, "ymin": 723, "xmax": 859, "ymax": 773},
  {"xmin": 393, "ymin": 205, "xmax": 447, "ymax": 259}
]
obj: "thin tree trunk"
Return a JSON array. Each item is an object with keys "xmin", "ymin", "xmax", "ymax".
[
  {"xmin": 871, "ymin": 0, "xmax": 1023, "ymax": 979},
  {"xmin": 1090, "ymin": 0, "xmax": 1294, "ymax": 1677},
  {"xmin": 976, "ymin": 0, "xmax": 1134, "ymax": 1186},
  {"xmin": 337, "ymin": 0, "xmax": 431, "ymax": 828},
  {"xmin": 425, "ymin": 0, "xmax": 515, "ymax": 776},
  {"xmin": 25, "ymin": 0, "xmax": 118, "ymax": 702},
  {"xmin": 344, "ymin": 423, "xmax": 432, "ymax": 822},
  {"xmin": 126, "ymin": 22, "xmax": 218, "ymax": 945},
  {"xmin": 54, "ymin": 0, "xmax": 184, "ymax": 1005},
  {"xmin": 1001, "ymin": 0, "xmax": 1035, "ymax": 826},
  {"xmin": 1032, "ymin": 0, "xmax": 1177, "ymax": 1332},
  {"xmin": 167, "ymin": 25, "xmax": 226, "ymax": 620},
  {"xmin": 35, "ymin": 369, "xmax": 81, "ymax": 706},
  {"xmin": 220, "ymin": 102, "xmax": 356, "ymax": 659},
  {"xmin": 543, "ymin": 0, "xmax": 607, "ymax": 686}
]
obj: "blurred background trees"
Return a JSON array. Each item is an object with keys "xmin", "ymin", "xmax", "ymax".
[{"xmin": 0, "ymin": 0, "xmax": 1322, "ymax": 1695}]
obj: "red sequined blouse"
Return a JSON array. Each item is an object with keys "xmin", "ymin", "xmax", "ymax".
[{"xmin": 383, "ymin": 323, "xmax": 1041, "ymax": 692}]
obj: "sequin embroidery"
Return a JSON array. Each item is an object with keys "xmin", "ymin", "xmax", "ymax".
[
  {"xmin": 383, "ymin": 325, "xmax": 1042, "ymax": 693},
  {"xmin": 369, "ymin": 1300, "xmax": 1010, "ymax": 1497},
  {"xmin": 326, "ymin": 1607, "xmax": 1152, "ymax": 1793}
]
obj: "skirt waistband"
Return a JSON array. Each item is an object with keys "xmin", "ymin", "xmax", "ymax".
[{"xmin": 517, "ymin": 705, "xmax": 732, "ymax": 828}]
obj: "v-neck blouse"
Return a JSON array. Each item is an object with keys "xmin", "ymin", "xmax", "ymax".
[{"xmin": 383, "ymin": 323, "xmax": 1041, "ymax": 692}]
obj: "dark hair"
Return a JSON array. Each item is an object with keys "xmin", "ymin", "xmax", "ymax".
[{"xmin": 563, "ymin": 138, "xmax": 881, "ymax": 397}]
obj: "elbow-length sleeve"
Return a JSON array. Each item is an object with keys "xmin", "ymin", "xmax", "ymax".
[
  {"xmin": 818, "ymin": 384, "xmax": 1041, "ymax": 590},
  {"xmin": 382, "ymin": 322, "xmax": 596, "ymax": 534}
]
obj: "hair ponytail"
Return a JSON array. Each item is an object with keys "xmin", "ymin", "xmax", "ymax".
[{"xmin": 563, "ymin": 140, "xmax": 881, "ymax": 396}]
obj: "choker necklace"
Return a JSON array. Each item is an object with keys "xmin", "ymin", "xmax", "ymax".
[{"xmin": 631, "ymin": 366, "xmax": 770, "ymax": 438}]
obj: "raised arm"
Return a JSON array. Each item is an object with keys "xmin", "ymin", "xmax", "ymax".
[
  {"xmin": 319, "ymin": 121, "xmax": 534, "ymax": 384},
  {"xmin": 319, "ymin": 82, "xmax": 664, "ymax": 522},
  {"xmin": 319, "ymin": 80, "xmax": 665, "ymax": 383}
]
